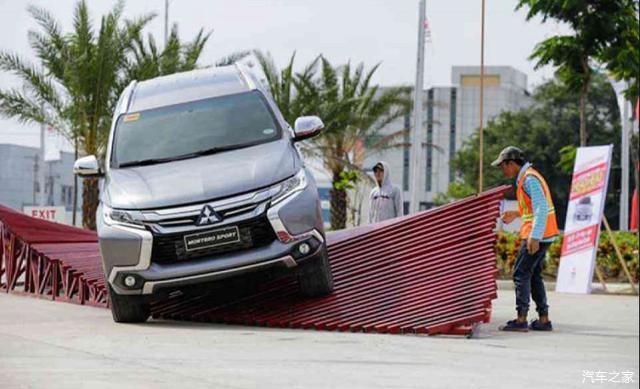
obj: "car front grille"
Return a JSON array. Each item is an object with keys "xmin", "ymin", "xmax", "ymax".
[{"xmin": 151, "ymin": 216, "xmax": 277, "ymax": 264}]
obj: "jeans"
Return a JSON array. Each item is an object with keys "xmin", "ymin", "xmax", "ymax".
[{"xmin": 513, "ymin": 240, "xmax": 550, "ymax": 317}]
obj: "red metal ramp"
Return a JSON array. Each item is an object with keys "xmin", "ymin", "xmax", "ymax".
[
  {"xmin": 0, "ymin": 186, "xmax": 508, "ymax": 336},
  {"xmin": 0, "ymin": 205, "xmax": 105, "ymax": 306}
]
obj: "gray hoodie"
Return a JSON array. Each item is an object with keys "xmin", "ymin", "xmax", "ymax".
[{"xmin": 368, "ymin": 161, "xmax": 403, "ymax": 223}]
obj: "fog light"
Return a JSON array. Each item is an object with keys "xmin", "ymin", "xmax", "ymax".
[
  {"xmin": 298, "ymin": 243, "xmax": 311, "ymax": 255},
  {"xmin": 124, "ymin": 275, "xmax": 137, "ymax": 288}
]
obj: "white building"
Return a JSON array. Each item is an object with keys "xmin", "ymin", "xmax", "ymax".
[{"xmin": 0, "ymin": 143, "xmax": 82, "ymax": 224}]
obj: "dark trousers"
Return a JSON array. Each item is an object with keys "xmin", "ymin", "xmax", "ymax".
[{"xmin": 513, "ymin": 240, "xmax": 550, "ymax": 317}]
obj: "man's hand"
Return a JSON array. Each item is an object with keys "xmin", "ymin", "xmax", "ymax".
[
  {"xmin": 527, "ymin": 237, "xmax": 540, "ymax": 254},
  {"xmin": 501, "ymin": 210, "xmax": 520, "ymax": 224}
]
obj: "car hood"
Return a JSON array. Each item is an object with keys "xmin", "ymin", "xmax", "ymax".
[{"xmin": 105, "ymin": 140, "xmax": 297, "ymax": 209}]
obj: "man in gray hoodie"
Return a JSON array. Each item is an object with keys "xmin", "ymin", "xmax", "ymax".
[{"xmin": 368, "ymin": 161, "xmax": 404, "ymax": 223}]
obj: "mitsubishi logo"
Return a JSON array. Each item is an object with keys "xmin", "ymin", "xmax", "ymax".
[{"xmin": 196, "ymin": 205, "xmax": 222, "ymax": 226}]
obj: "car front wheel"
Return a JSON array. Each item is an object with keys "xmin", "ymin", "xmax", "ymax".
[
  {"xmin": 297, "ymin": 244, "xmax": 334, "ymax": 297},
  {"xmin": 108, "ymin": 284, "xmax": 150, "ymax": 323}
]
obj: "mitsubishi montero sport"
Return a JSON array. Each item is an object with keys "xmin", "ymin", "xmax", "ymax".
[{"xmin": 74, "ymin": 64, "xmax": 334, "ymax": 323}]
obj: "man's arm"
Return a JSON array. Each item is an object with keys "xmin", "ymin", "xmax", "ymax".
[
  {"xmin": 524, "ymin": 176, "xmax": 548, "ymax": 253},
  {"xmin": 501, "ymin": 210, "xmax": 520, "ymax": 224}
]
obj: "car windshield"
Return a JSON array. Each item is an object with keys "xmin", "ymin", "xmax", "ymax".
[{"xmin": 111, "ymin": 91, "xmax": 281, "ymax": 168}]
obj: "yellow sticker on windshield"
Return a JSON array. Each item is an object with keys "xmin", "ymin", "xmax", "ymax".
[{"xmin": 123, "ymin": 113, "xmax": 140, "ymax": 122}]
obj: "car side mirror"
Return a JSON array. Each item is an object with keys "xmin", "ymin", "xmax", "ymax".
[
  {"xmin": 73, "ymin": 155, "xmax": 103, "ymax": 177},
  {"xmin": 293, "ymin": 116, "xmax": 324, "ymax": 141}
]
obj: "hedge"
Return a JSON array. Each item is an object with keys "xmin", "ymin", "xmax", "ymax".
[{"xmin": 495, "ymin": 231, "xmax": 639, "ymax": 282}]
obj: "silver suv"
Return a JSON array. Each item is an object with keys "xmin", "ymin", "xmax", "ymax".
[{"xmin": 74, "ymin": 64, "xmax": 333, "ymax": 323}]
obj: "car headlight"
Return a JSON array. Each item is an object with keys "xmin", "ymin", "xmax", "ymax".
[
  {"xmin": 271, "ymin": 169, "xmax": 308, "ymax": 205},
  {"xmin": 103, "ymin": 205, "xmax": 145, "ymax": 229}
]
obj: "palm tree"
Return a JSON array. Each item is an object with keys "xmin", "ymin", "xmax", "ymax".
[
  {"xmin": 0, "ymin": 1, "xmax": 248, "ymax": 230},
  {"xmin": 0, "ymin": 1, "xmax": 153, "ymax": 229},
  {"xmin": 125, "ymin": 24, "xmax": 249, "ymax": 81},
  {"xmin": 255, "ymin": 51, "xmax": 410, "ymax": 229},
  {"xmin": 302, "ymin": 58, "xmax": 410, "ymax": 229}
]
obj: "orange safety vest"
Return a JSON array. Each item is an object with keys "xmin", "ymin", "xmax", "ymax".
[{"xmin": 516, "ymin": 167, "xmax": 559, "ymax": 240}]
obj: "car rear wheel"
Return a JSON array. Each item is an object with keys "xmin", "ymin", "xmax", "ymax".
[
  {"xmin": 297, "ymin": 244, "xmax": 334, "ymax": 297},
  {"xmin": 108, "ymin": 284, "xmax": 150, "ymax": 323}
]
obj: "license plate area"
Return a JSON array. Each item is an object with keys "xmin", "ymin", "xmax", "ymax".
[{"xmin": 183, "ymin": 226, "xmax": 241, "ymax": 252}]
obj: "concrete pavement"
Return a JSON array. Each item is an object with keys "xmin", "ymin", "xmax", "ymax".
[{"xmin": 0, "ymin": 289, "xmax": 638, "ymax": 389}]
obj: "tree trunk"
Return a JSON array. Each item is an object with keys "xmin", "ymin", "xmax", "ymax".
[
  {"xmin": 579, "ymin": 60, "xmax": 591, "ymax": 147},
  {"xmin": 579, "ymin": 87, "xmax": 588, "ymax": 147},
  {"xmin": 330, "ymin": 169, "xmax": 347, "ymax": 230},
  {"xmin": 82, "ymin": 178, "xmax": 99, "ymax": 230}
]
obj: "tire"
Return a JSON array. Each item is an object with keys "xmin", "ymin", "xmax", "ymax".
[
  {"xmin": 108, "ymin": 284, "xmax": 150, "ymax": 323},
  {"xmin": 297, "ymin": 244, "xmax": 334, "ymax": 297}
]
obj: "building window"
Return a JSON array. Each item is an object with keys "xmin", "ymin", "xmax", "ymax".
[
  {"xmin": 61, "ymin": 185, "xmax": 73, "ymax": 208},
  {"xmin": 425, "ymin": 89, "xmax": 434, "ymax": 191},
  {"xmin": 449, "ymin": 88, "xmax": 457, "ymax": 183},
  {"xmin": 402, "ymin": 112, "xmax": 410, "ymax": 191},
  {"xmin": 403, "ymin": 201, "xmax": 410, "ymax": 216},
  {"xmin": 419, "ymin": 202, "xmax": 434, "ymax": 211},
  {"xmin": 46, "ymin": 176, "xmax": 54, "ymax": 206}
]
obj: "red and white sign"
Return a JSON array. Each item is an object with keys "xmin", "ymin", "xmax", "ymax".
[
  {"xmin": 23, "ymin": 206, "xmax": 66, "ymax": 224},
  {"xmin": 556, "ymin": 145, "xmax": 612, "ymax": 294},
  {"xmin": 561, "ymin": 225, "xmax": 599, "ymax": 256},
  {"xmin": 569, "ymin": 162, "xmax": 608, "ymax": 200}
]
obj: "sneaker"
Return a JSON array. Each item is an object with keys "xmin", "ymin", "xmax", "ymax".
[
  {"xmin": 499, "ymin": 319, "xmax": 529, "ymax": 332},
  {"xmin": 529, "ymin": 319, "xmax": 553, "ymax": 331}
]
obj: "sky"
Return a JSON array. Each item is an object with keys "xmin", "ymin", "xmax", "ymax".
[{"xmin": 0, "ymin": 0, "xmax": 570, "ymax": 150}]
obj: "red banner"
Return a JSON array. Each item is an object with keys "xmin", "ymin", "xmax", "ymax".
[{"xmin": 561, "ymin": 225, "xmax": 599, "ymax": 256}]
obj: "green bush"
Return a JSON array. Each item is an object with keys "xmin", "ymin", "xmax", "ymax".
[{"xmin": 495, "ymin": 231, "xmax": 639, "ymax": 282}]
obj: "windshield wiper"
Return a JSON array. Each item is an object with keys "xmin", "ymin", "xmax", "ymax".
[
  {"xmin": 117, "ymin": 144, "xmax": 251, "ymax": 168},
  {"xmin": 190, "ymin": 143, "xmax": 250, "ymax": 157},
  {"xmin": 117, "ymin": 153, "xmax": 197, "ymax": 168}
]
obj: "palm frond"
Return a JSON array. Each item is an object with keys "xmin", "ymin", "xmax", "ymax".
[
  {"xmin": 0, "ymin": 88, "xmax": 48, "ymax": 125},
  {"xmin": 252, "ymin": 50, "xmax": 279, "ymax": 93},
  {"xmin": 0, "ymin": 52, "xmax": 66, "ymax": 114},
  {"xmin": 183, "ymin": 28, "xmax": 212, "ymax": 69},
  {"xmin": 215, "ymin": 50, "xmax": 250, "ymax": 67}
]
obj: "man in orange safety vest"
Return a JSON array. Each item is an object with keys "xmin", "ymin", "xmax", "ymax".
[{"xmin": 493, "ymin": 146, "xmax": 559, "ymax": 332}]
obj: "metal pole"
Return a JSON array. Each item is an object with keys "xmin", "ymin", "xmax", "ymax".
[
  {"xmin": 620, "ymin": 99, "xmax": 630, "ymax": 230},
  {"xmin": 607, "ymin": 78, "xmax": 631, "ymax": 230},
  {"xmin": 72, "ymin": 138, "xmax": 78, "ymax": 226},
  {"xmin": 39, "ymin": 109, "xmax": 46, "ymax": 206},
  {"xmin": 409, "ymin": 0, "xmax": 426, "ymax": 214},
  {"xmin": 478, "ymin": 0, "xmax": 486, "ymax": 194},
  {"xmin": 164, "ymin": 0, "xmax": 169, "ymax": 48},
  {"xmin": 32, "ymin": 156, "xmax": 37, "ymax": 205}
]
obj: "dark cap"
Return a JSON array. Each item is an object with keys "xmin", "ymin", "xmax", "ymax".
[
  {"xmin": 491, "ymin": 146, "xmax": 525, "ymax": 167},
  {"xmin": 373, "ymin": 162, "xmax": 384, "ymax": 172}
]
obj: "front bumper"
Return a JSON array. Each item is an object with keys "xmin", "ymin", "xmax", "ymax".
[
  {"xmin": 99, "ymin": 171, "xmax": 325, "ymax": 296},
  {"xmin": 119, "ymin": 233, "xmax": 323, "ymax": 295}
]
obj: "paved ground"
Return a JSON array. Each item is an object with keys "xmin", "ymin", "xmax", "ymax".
[{"xmin": 0, "ymin": 289, "xmax": 638, "ymax": 389}]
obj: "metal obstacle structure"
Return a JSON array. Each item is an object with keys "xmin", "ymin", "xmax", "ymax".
[
  {"xmin": 0, "ymin": 186, "xmax": 508, "ymax": 336},
  {"xmin": 0, "ymin": 205, "xmax": 104, "ymax": 306}
]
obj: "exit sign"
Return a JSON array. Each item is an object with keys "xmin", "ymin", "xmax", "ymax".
[{"xmin": 23, "ymin": 206, "xmax": 67, "ymax": 224}]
